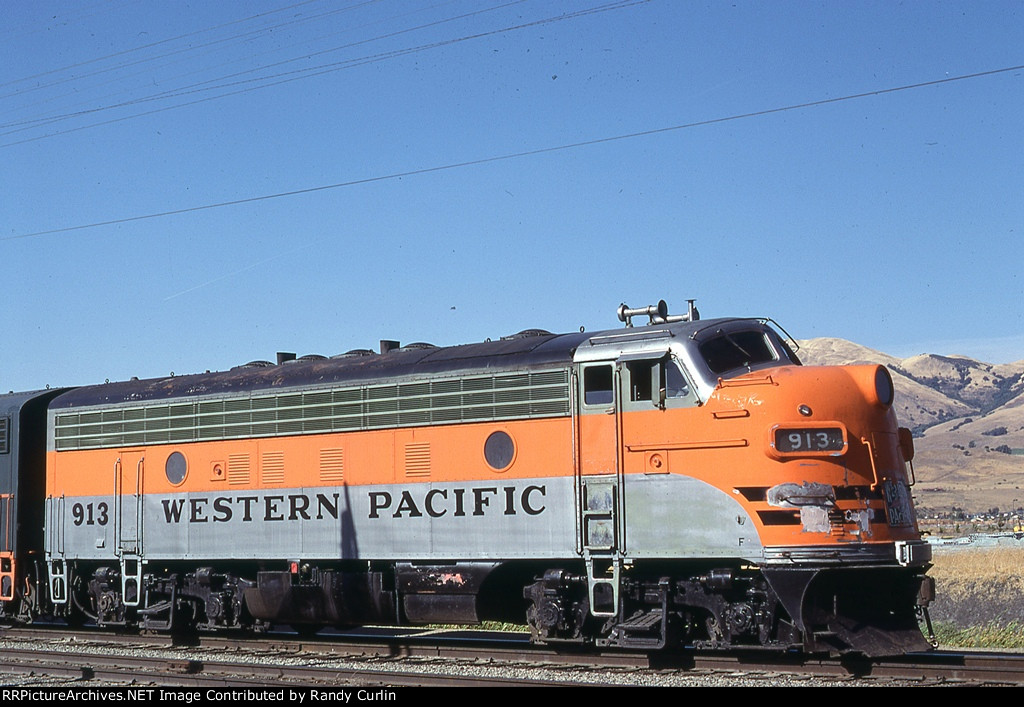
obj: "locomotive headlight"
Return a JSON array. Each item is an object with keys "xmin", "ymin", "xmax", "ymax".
[
  {"xmin": 852, "ymin": 364, "xmax": 894, "ymax": 408},
  {"xmin": 871, "ymin": 365, "xmax": 895, "ymax": 407}
]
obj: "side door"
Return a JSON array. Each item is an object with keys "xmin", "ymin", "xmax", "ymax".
[
  {"xmin": 116, "ymin": 450, "xmax": 145, "ymax": 555},
  {"xmin": 574, "ymin": 361, "xmax": 622, "ymax": 616},
  {"xmin": 617, "ymin": 353, "xmax": 700, "ymax": 468},
  {"xmin": 115, "ymin": 449, "xmax": 145, "ymax": 605}
]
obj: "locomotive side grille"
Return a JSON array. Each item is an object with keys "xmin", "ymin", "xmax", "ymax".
[
  {"xmin": 404, "ymin": 443, "xmax": 431, "ymax": 477},
  {"xmin": 303, "ymin": 391, "xmax": 332, "ymax": 406},
  {"xmin": 399, "ymin": 410, "xmax": 432, "ymax": 425},
  {"xmin": 260, "ymin": 451, "xmax": 285, "ymax": 485},
  {"xmin": 431, "ymin": 406, "xmax": 462, "ymax": 422},
  {"xmin": 531, "ymin": 400, "xmax": 567, "ymax": 415},
  {"xmin": 227, "ymin": 454, "xmax": 251, "ymax": 485},
  {"xmin": 366, "ymin": 410, "xmax": 399, "ymax": 427},
  {"xmin": 432, "ymin": 379, "xmax": 461, "ymax": 394},
  {"xmin": 302, "ymin": 413, "xmax": 332, "ymax": 432},
  {"xmin": 319, "ymin": 448, "xmax": 344, "ymax": 483},
  {"xmin": 53, "ymin": 368, "xmax": 571, "ymax": 450},
  {"xmin": 330, "ymin": 402, "xmax": 362, "ymax": 429}
]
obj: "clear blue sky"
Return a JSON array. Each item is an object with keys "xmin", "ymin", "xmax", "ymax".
[{"xmin": 2, "ymin": 0, "xmax": 1022, "ymax": 392}]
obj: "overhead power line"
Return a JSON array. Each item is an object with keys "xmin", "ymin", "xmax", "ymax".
[
  {"xmin": 4, "ymin": 63, "xmax": 1021, "ymax": 243},
  {"xmin": 0, "ymin": 1, "xmax": 637, "ymax": 145},
  {"xmin": 0, "ymin": 0, "xmax": 325, "ymax": 92}
]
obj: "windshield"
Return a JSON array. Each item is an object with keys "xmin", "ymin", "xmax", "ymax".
[{"xmin": 698, "ymin": 330, "xmax": 779, "ymax": 375}]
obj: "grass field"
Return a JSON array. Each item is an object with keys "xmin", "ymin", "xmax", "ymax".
[{"xmin": 927, "ymin": 546, "xmax": 1024, "ymax": 649}]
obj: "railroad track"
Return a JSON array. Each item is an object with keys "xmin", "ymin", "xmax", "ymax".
[
  {"xmin": 0, "ymin": 644, "xmax": 585, "ymax": 688},
  {"xmin": 1, "ymin": 626, "xmax": 1021, "ymax": 687}
]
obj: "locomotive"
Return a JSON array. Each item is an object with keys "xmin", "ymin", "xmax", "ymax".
[{"xmin": 0, "ymin": 300, "xmax": 934, "ymax": 656}]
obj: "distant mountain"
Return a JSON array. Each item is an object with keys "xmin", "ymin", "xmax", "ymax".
[{"xmin": 797, "ymin": 338, "xmax": 1024, "ymax": 514}]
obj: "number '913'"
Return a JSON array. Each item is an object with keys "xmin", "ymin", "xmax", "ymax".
[{"xmin": 72, "ymin": 502, "xmax": 109, "ymax": 526}]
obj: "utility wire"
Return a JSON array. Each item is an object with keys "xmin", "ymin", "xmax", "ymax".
[
  {"xmin": 0, "ymin": 1, "xmax": 634, "ymax": 143},
  {"xmin": 0, "ymin": 0, "xmax": 526, "ymax": 134},
  {"xmin": 0, "ymin": 0, "xmax": 385, "ymax": 124},
  {"xmin": 0, "ymin": 0, "xmax": 325, "ymax": 92},
  {"xmin": 4, "ymin": 63, "xmax": 1021, "ymax": 243}
]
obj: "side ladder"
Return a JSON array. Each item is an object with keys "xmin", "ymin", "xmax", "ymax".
[{"xmin": 581, "ymin": 477, "xmax": 620, "ymax": 617}]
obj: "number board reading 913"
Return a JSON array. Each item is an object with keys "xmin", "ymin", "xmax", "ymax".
[{"xmin": 773, "ymin": 427, "xmax": 845, "ymax": 453}]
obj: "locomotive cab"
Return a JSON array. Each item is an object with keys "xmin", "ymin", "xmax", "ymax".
[{"xmin": 565, "ymin": 310, "xmax": 932, "ymax": 655}]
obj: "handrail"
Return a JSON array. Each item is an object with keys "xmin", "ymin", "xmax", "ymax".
[{"xmin": 861, "ymin": 436, "xmax": 882, "ymax": 491}]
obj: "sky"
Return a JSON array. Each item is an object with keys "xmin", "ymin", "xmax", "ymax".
[{"xmin": 1, "ymin": 0, "xmax": 1022, "ymax": 392}]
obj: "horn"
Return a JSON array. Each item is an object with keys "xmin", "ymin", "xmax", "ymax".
[{"xmin": 617, "ymin": 300, "xmax": 670, "ymax": 327}]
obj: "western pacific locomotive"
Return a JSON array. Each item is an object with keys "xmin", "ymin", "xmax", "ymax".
[{"xmin": 0, "ymin": 301, "xmax": 934, "ymax": 655}]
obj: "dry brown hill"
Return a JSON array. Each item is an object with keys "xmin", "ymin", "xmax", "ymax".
[{"xmin": 796, "ymin": 338, "xmax": 1024, "ymax": 514}]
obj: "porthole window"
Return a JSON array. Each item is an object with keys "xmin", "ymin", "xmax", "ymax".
[
  {"xmin": 165, "ymin": 451, "xmax": 188, "ymax": 485},
  {"xmin": 484, "ymin": 430, "xmax": 515, "ymax": 471}
]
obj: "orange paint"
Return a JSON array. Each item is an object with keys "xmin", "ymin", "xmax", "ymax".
[{"xmin": 46, "ymin": 360, "xmax": 921, "ymax": 551}]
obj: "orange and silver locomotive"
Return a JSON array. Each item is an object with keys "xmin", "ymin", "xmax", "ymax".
[{"xmin": 1, "ymin": 301, "xmax": 933, "ymax": 655}]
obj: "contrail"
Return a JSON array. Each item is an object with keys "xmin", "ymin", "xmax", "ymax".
[{"xmin": 163, "ymin": 241, "xmax": 316, "ymax": 300}]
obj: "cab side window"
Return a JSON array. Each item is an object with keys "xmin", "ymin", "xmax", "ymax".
[
  {"xmin": 624, "ymin": 360, "xmax": 656, "ymax": 404},
  {"xmin": 621, "ymin": 357, "xmax": 697, "ymax": 410},
  {"xmin": 582, "ymin": 365, "xmax": 614, "ymax": 406},
  {"xmin": 665, "ymin": 361, "xmax": 692, "ymax": 401}
]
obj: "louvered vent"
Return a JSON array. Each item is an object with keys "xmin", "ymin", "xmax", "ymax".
[
  {"xmin": 261, "ymin": 451, "xmax": 285, "ymax": 485},
  {"xmin": 228, "ymin": 454, "xmax": 251, "ymax": 485},
  {"xmin": 320, "ymin": 448, "xmax": 344, "ymax": 483},
  {"xmin": 404, "ymin": 443, "xmax": 430, "ymax": 478},
  {"xmin": 54, "ymin": 368, "xmax": 570, "ymax": 450}
]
